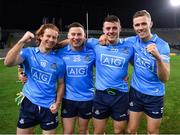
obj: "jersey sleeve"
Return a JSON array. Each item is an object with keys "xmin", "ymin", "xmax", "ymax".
[
  {"xmin": 159, "ymin": 42, "xmax": 170, "ymax": 63},
  {"xmin": 85, "ymin": 38, "xmax": 99, "ymax": 49},
  {"xmin": 161, "ymin": 44, "xmax": 170, "ymax": 63},
  {"xmin": 19, "ymin": 47, "xmax": 29, "ymax": 60}
]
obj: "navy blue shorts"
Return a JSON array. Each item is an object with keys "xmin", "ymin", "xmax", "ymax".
[
  {"xmin": 17, "ymin": 97, "xmax": 58, "ymax": 130},
  {"xmin": 61, "ymin": 98, "xmax": 93, "ymax": 119},
  {"xmin": 92, "ymin": 89, "xmax": 129, "ymax": 121},
  {"xmin": 129, "ymin": 86, "xmax": 164, "ymax": 119}
]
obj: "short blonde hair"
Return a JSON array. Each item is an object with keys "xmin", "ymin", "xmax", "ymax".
[{"xmin": 133, "ymin": 10, "xmax": 151, "ymax": 20}]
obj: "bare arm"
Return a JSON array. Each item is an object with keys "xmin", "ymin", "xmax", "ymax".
[
  {"xmin": 56, "ymin": 78, "xmax": 65, "ymax": 105},
  {"xmin": 50, "ymin": 78, "xmax": 65, "ymax": 113},
  {"xmin": 4, "ymin": 40, "xmax": 25, "ymax": 67},
  {"xmin": 146, "ymin": 43, "xmax": 170, "ymax": 82},
  {"xmin": 156, "ymin": 60, "xmax": 170, "ymax": 82},
  {"xmin": 4, "ymin": 31, "xmax": 34, "ymax": 67},
  {"xmin": 56, "ymin": 39, "xmax": 69, "ymax": 47}
]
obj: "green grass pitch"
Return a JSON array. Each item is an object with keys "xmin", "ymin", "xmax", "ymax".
[{"xmin": 0, "ymin": 56, "xmax": 180, "ymax": 134}]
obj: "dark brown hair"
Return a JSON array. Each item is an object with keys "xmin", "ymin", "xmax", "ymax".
[
  {"xmin": 68, "ymin": 22, "xmax": 85, "ymax": 31},
  {"xmin": 103, "ymin": 15, "xmax": 121, "ymax": 25}
]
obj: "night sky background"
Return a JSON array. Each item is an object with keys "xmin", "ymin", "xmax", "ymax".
[{"xmin": 0, "ymin": 0, "xmax": 180, "ymax": 31}]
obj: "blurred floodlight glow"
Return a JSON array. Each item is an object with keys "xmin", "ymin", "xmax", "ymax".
[{"xmin": 170, "ymin": 0, "xmax": 180, "ymax": 7}]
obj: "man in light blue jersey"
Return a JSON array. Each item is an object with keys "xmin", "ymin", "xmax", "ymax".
[
  {"xmin": 57, "ymin": 22, "xmax": 95, "ymax": 134},
  {"xmin": 127, "ymin": 10, "xmax": 170, "ymax": 134},
  {"xmin": 4, "ymin": 24, "xmax": 65, "ymax": 134},
  {"xmin": 86, "ymin": 15, "xmax": 134, "ymax": 134}
]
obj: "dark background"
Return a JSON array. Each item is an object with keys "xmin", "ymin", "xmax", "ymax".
[{"xmin": 0, "ymin": 0, "xmax": 180, "ymax": 30}]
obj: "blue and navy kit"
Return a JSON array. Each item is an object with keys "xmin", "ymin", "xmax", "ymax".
[
  {"xmin": 57, "ymin": 44, "xmax": 95, "ymax": 101},
  {"xmin": 20, "ymin": 47, "xmax": 65, "ymax": 108},
  {"xmin": 86, "ymin": 38, "xmax": 134, "ymax": 92},
  {"xmin": 127, "ymin": 34, "xmax": 170, "ymax": 96}
]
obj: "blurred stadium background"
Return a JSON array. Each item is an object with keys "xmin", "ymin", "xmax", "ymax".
[
  {"xmin": 0, "ymin": 28, "xmax": 180, "ymax": 58},
  {"xmin": 1, "ymin": 0, "xmax": 180, "ymax": 58}
]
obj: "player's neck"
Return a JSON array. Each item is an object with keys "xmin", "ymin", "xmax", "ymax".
[
  {"xmin": 108, "ymin": 39, "xmax": 119, "ymax": 45},
  {"xmin": 39, "ymin": 46, "xmax": 52, "ymax": 53},
  {"xmin": 142, "ymin": 34, "xmax": 153, "ymax": 42},
  {"xmin": 71, "ymin": 44, "xmax": 84, "ymax": 51}
]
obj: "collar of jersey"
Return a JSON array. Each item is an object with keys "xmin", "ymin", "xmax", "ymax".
[
  {"xmin": 107, "ymin": 38, "xmax": 124, "ymax": 46},
  {"xmin": 35, "ymin": 47, "xmax": 55, "ymax": 54},
  {"xmin": 137, "ymin": 34, "xmax": 158, "ymax": 44}
]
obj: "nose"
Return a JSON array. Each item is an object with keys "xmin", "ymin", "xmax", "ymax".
[
  {"xmin": 49, "ymin": 37, "xmax": 55, "ymax": 42},
  {"xmin": 109, "ymin": 28, "xmax": 114, "ymax": 33},
  {"xmin": 138, "ymin": 24, "xmax": 144, "ymax": 30},
  {"xmin": 74, "ymin": 34, "xmax": 79, "ymax": 38}
]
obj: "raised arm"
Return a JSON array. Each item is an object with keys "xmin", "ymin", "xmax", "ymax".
[
  {"xmin": 4, "ymin": 31, "xmax": 34, "ymax": 67},
  {"xmin": 146, "ymin": 43, "xmax": 170, "ymax": 82}
]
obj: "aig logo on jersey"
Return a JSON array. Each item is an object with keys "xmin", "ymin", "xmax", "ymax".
[
  {"xmin": 67, "ymin": 66, "xmax": 88, "ymax": 77},
  {"xmin": 101, "ymin": 54, "xmax": 125, "ymax": 68},
  {"xmin": 51, "ymin": 63, "xmax": 57, "ymax": 70},
  {"xmin": 135, "ymin": 53, "xmax": 155, "ymax": 72},
  {"xmin": 84, "ymin": 54, "xmax": 91, "ymax": 61},
  {"xmin": 31, "ymin": 67, "xmax": 52, "ymax": 84}
]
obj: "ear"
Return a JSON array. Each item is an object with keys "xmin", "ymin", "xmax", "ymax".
[
  {"xmin": 150, "ymin": 21, "xmax": 153, "ymax": 28},
  {"xmin": 102, "ymin": 26, "xmax": 105, "ymax": 33},
  {"xmin": 119, "ymin": 25, "xmax": 122, "ymax": 32},
  {"xmin": 39, "ymin": 35, "xmax": 43, "ymax": 41},
  {"xmin": 67, "ymin": 33, "xmax": 70, "ymax": 39}
]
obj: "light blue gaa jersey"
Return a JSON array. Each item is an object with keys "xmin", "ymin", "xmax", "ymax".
[
  {"xmin": 127, "ymin": 34, "xmax": 170, "ymax": 96},
  {"xmin": 20, "ymin": 47, "xmax": 65, "ymax": 108},
  {"xmin": 57, "ymin": 44, "xmax": 95, "ymax": 101},
  {"xmin": 86, "ymin": 38, "xmax": 134, "ymax": 92}
]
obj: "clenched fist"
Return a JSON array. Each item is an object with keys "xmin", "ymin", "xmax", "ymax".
[{"xmin": 19, "ymin": 31, "xmax": 35, "ymax": 44}]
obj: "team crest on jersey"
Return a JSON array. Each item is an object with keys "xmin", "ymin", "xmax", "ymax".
[
  {"xmin": 51, "ymin": 63, "xmax": 57, "ymax": 70},
  {"xmin": 122, "ymin": 47, "xmax": 129, "ymax": 54},
  {"xmin": 31, "ymin": 56, "xmax": 36, "ymax": 61},
  {"xmin": 84, "ymin": 54, "xmax": 91, "ymax": 61},
  {"xmin": 40, "ymin": 60, "xmax": 48, "ymax": 67},
  {"xmin": 73, "ymin": 55, "xmax": 81, "ymax": 62}
]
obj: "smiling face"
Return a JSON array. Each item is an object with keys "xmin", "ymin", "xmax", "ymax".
[
  {"xmin": 133, "ymin": 14, "xmax": 153, "ymax": 41},
  {"xmin": 68, "ymin": 26, "xmax": 85, "ymax": 50},
  {"xmin": 39, "ymin": 28, "xmax": 59, "ymax": 50},
  {"xmin": 103, "ymin": 21, "xmax": 121, "ymax": 44}
]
